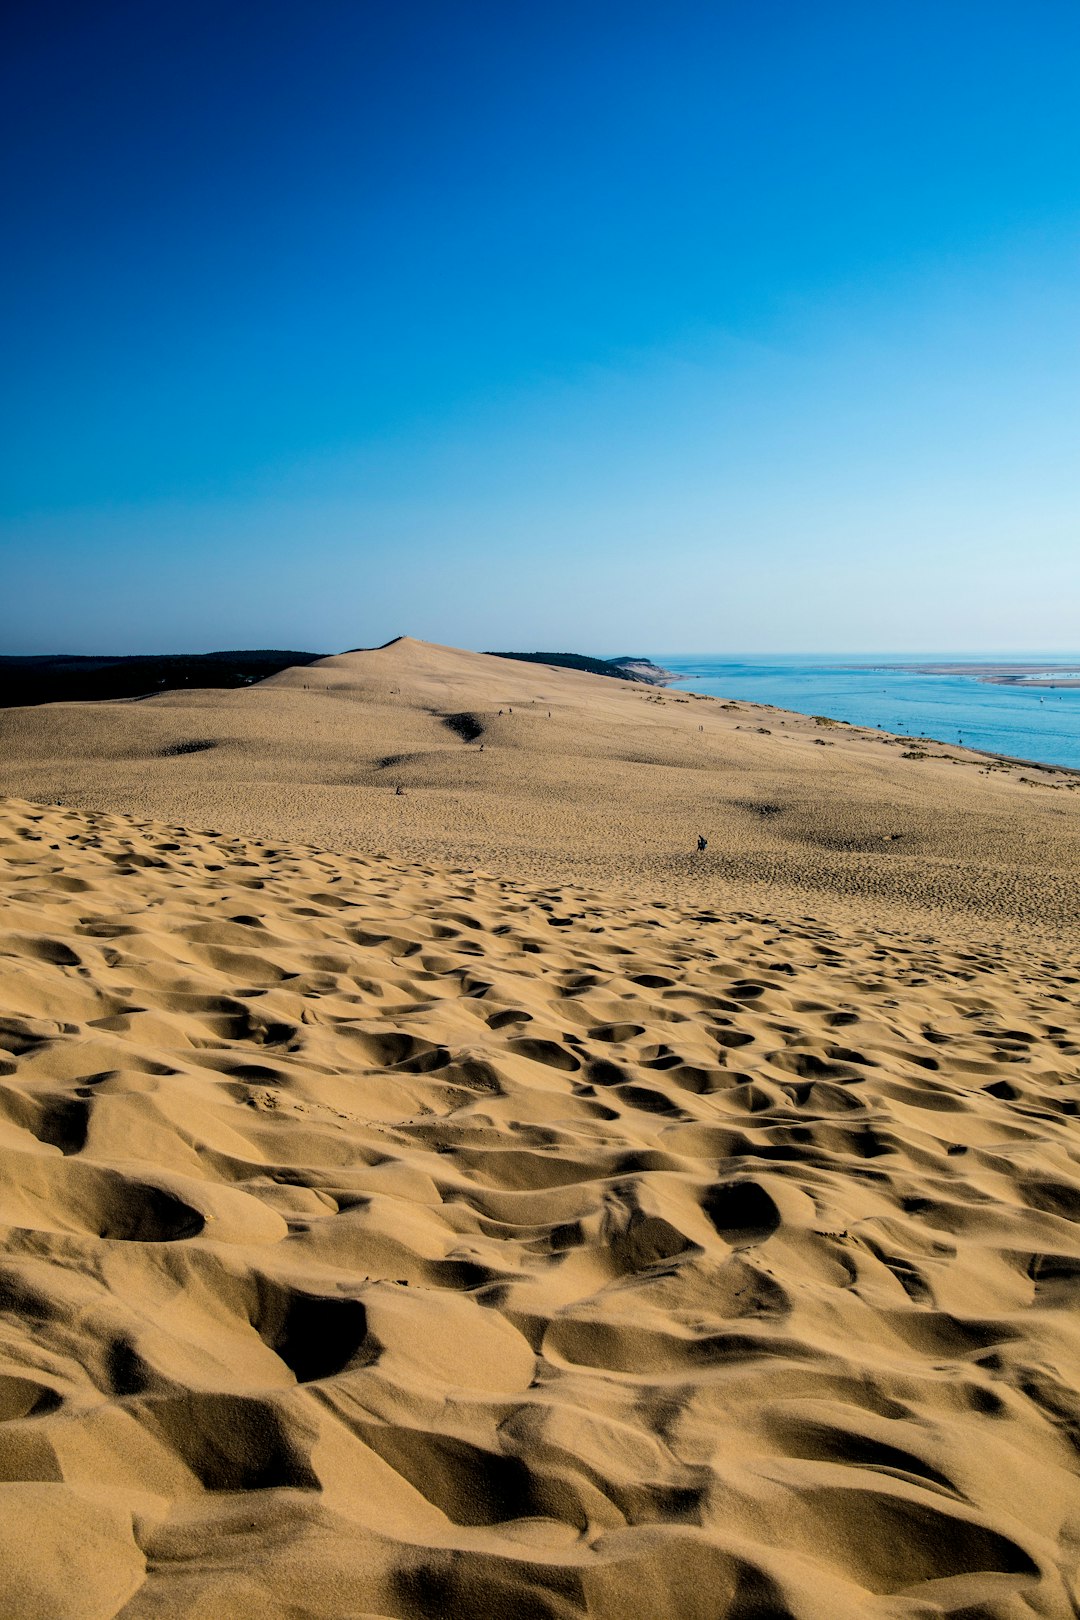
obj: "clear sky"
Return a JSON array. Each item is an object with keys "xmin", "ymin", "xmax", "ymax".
[{"xmin": 2, "ymin": 1, "xmax": 1078, "ymax": 655}]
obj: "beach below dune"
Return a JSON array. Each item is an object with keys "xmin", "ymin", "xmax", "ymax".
[
  {"xmin": 0, "ymin": 640, "xmax": 1079, "ymax": 1617},
  {"xmin": 659, "ymin": 655, "xmax": 1080, "ymax": 770}
]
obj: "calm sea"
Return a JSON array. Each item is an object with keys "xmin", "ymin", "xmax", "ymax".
[{"xmin": 657, "ymin": 656, "xmax": 1080, "ymax": 771}]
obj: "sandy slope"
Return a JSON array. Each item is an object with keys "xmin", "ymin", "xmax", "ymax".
[
  {"xmin": 0, "ymin": 636, "xmax": 1077, "ymax": 943},
  {"xmin": 0, "ymin": 641, "xmax": 1079, "ymax": 1617}
]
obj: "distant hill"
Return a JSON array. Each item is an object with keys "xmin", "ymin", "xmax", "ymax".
[
  {"xmin": 486, "ymin": 651, "xmax": 675, "ymax": 685},
  {"xmin": 0, "ymin": 650, "xmax": 324, "ymax": 708}
]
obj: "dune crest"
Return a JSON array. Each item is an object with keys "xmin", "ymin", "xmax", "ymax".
[
  {"xmin": 0, "ymin": 793, "xmax": 1079, "ymax": 1616},
  {"xmin": 1, "ymin": 638, "xmax": 1078, "ymax": 945}
]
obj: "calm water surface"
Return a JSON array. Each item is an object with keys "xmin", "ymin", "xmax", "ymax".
[{"xmin": 657, "ymin": 656, "xmax": 1080, "ymax": 770}]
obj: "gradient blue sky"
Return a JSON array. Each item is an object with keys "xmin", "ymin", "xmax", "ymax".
[{"xmin": 2, "ymin": 1, "xmax": 1078, "ymax": 654}]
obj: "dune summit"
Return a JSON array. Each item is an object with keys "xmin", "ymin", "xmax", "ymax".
[{"xmin": 0, "ymin": 640, "xmax": 1079, "ymax": 1617}]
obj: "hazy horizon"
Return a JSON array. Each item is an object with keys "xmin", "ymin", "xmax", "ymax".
[
  {"xmin": 3, "ymin": 4, "xmax": 1079, "ymax": 655},
  {"xmin": 5, "ymin": 641, "xmax": 1080, "ymax": 663}
]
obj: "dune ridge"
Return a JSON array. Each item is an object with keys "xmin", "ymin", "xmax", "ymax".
[
  {"xmin": 1, "ymin": 636, "xmax": 1078, "ymax": 946},
  {"xmin": 1, "ymin": 790, "xmax": 1079, "ymax": 1617}
]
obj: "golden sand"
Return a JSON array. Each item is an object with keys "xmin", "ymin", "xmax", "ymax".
[
  {"xmin": 1, "ymin": 637, "xmax": 1077, "ymax": 943},
  {"xmin": 0, "ymin": 640, "xmax": 1078, "ymax": 1617}
]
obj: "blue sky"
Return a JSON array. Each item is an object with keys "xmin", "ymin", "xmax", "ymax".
[{"xmin": 2, "ymin": 1, "xmax": 1078, "ymax": 654}]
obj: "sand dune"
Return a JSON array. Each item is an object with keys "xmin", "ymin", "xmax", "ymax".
[
  {"xmin": 0, "ymin": 640, "xmax": 1079, "ymax": 1616},
  {"xmin": 1, "ymin": 636, "xmax": 1077, "ymax": 943}
]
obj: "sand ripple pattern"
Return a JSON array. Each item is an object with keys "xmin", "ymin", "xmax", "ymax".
[{"xmin": 1, "ymin": 796, "xmax": 1079, "ymax": 1618}]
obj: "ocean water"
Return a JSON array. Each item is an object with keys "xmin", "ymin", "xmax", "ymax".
[{"xmin": 657, "ymin": 656, "xmax": 1080, "ymax": 770}]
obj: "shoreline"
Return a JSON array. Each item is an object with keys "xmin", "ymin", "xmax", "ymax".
[
  {"xmin": 877, "ymin": 660, "xmax": 1080, "ymax": 687},
  {"xmin": 968, "ymin": 743, "xmax": 1080, "ymax": 776},
  {"xmin": 976, "ymin": 674, "xmax": 1080, "ymax": 687},
  {"xmin": 669, "ymin": 688, "xmax": 1080, "ymax": 777},
  {"xmin": 657, "ymin": 659, "xmax": 1080, "ymax": 773}
]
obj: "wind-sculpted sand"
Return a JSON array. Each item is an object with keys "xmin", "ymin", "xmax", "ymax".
[
  {"xmin": 1, "ymin": 637, "xmax": 1078, "ymax": 945},
  {"xmin": 2, "ymin": 792, "xmax": 1080, "ymax": 1618},
  {"xmin": 1, "ymin": 640, "xmax": 1080, "ymax": 1617}
]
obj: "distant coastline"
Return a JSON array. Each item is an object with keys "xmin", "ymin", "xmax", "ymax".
[
  {"xmin": 659, "ymin": 654, "xmax": 1080, "ymax": 772},
  {"xmin": 875, "ymin": 661, "xmax": 1080, "ymax": 688},
  {"xmin": 486, "ymin": 650, "xmax": 681, "ymax": 686}
]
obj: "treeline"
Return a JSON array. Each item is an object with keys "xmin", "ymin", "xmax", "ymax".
[
  {"xmin": 486, "ymin": 651, "xmax": 646, "ymax": 681},
  {"xmin": 0, "ymin": 651, "xmax": 323, "ymax": 708}
]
